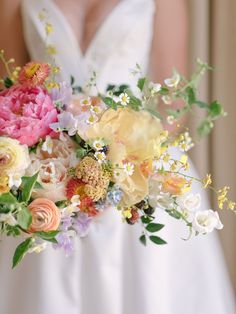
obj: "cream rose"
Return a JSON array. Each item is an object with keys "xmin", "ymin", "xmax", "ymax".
[
  {"xmin": 0, "ymin": 137, "xmax": 30, "ymax": 176},
  {"xmin": 28, "ymin": 198, "xmax": 60, "ymax": 233}
]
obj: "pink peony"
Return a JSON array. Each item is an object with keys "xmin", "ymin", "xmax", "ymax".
[{"xmin": 0, "ymin": 85, "xmax": 58, "ymax": 146}]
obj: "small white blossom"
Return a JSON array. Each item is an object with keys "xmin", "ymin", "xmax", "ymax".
[
  {"xmin": 86, "ymin": 115, "xmax": 98, "ymax": 125},
  {"xmin": 81, "ymin": 97, "xmax": 91, "ymax": 107},
  {"xmin": 8, "ymin": 173, "xmax": 22, "ymax": 188},
  {"xmin": 164, "ymin": 72, "xmax": 181, "ymax": 88},
  {"xmin": 119, "ymin": 93, "xmax": 130, "ymax": 106},
  {"xmin": 179, "ymin": 132, "xmax": 194, "ymax": 152},
  {"xmin": 90, "ymin": 105, "xmax": 102, "ymax": 115},
  {"xmin": 94, "ymin": 151, "xmax": 106, "ymax": 163},
  {"xmin": 149, "ymin": 82, "xmax": 162, "ymax": 95},
  {"xmin": 92, "ymin": 139, "xmax": 105, "ymax": 151},
  {"xmin": 28, "ymin": 242, "xmax": 48, "ymax": 254},
  {"xmin": 192, "ymin": 210, "xmax": 223, "ymax": 234},
  {"xmin": 0, "ymin": 213, "xmax": 17, "ymax": 226},
  {"xmin": 167, "ymin": 115, "xmax": 175, "ymax": 125},
  {"xmin": 42, "ymin": 136, "xmax": 54, "ymax": 154},
  {"xmin": 123, "ymin": 162, "xmax": 134, "ymax": 176},
  {"xmin": 162, "ymin": 95, "xmax": 172, "ymax": 105}
]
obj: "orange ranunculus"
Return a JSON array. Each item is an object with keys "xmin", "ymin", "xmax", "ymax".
[{"xmin": 28, "ymin": 198, "xmax": 60, "ymax": 233}]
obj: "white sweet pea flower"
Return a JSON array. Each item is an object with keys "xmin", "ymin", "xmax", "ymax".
[
  {"xmin": 50, "ymin": 112, "xmax": 79, "ymax": 136},
  {"xmin": 119, "ymin": 93, "xmax": 130, "ymax": 106},
  {"xmin": 0, "ymin": 213, "xmax": 17, "ymax": 226},
  {"xmin": 177, "ymin": 193, "xmax": 201, "ymax": 212},
  {"xmin": 149, "ymin": 178, "xmax": 174, "ymax": 209},
  {"xmin": 164, "ymin": 72, "xmax": 181, "ymax": 88},
  {"xmin": 192, "ymin": 210, "xmax": 223, "ymax": 234},
  {"xmin": 8, "ymin": 173, "xmax": 22, "ymax": 188},
  {"xmin": 42, "ymin": 136, "xmax": 54, "ymax": 154}
]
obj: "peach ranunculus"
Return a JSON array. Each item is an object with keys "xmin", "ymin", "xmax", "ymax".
[
  {"xmin": 156, "ymin": 173, "xmax": 190, "ymax": 196},
  {"xmin": 28, "ymin": 198, "xmax": 60, "ymax": 233},
  {"xmin": 83, "ymin": 108, "xmax": 163, "ymax": 206}
]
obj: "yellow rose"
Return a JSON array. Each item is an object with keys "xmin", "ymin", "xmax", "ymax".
[
  {"xmin": 0, "ymin": 137, "xmax": 30, "ymax": 176},
  {"xmin": 0, "ymin": 174, "xmax": 10, "ymax": 195},
  {"xmin": 84, "ymin": 108, "xmax": 163, "ymax": 206}
]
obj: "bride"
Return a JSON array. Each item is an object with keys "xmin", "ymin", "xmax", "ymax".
[{"xmin": 0, "ymin": 0, "xmax": 235, "ymax": 313}]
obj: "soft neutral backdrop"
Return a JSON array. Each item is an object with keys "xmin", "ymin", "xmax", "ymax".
[{"xmin": 189, "ymin": 0, "xmax": 236, "ymax": 294}]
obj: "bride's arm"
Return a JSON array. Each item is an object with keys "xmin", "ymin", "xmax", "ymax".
[
  {"xmin": 0, "ymin": 1, "xmax": 28, "ymax": 77},
  {"xmin": 150, "ymin": 0, "xmax": 188, "ymax": 133}
]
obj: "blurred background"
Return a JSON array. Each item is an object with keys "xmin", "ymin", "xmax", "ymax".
[{"xmin": 189, "ymin": 0, "xmax": 236, "ymax": 294}]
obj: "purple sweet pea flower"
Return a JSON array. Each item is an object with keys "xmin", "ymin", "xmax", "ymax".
[
  {"xmin": 54, "ymin": 231, "xmax": 75, "ymax": 256},
  {"xmin": 50, "ymin": 81, "xmax": 72, "ymax": 108},
  {"xmin": 74, "ymin": 212, "xmax": 92, "ymax": 237}
]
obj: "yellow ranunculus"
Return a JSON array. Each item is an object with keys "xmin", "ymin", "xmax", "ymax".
[
  {"xmin": 0, "ymin": 137, "xmax": 30, "ymax": 176},
  {"xmin": 84, "ymin": 108, "xmax": 163, "ymax": 206},
  {"xmin": 0, "ymin": 174, "xmax": 10, "ymax": 195}
]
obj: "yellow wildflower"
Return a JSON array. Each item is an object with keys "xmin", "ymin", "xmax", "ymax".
[
  {"xmin": 0, "ymin": 174, "xmax": 10, "ymax": 195},
  {"xmin": 202, "ymin": 174, "xmax": 212, "ymax": 188},
  {"xmin": 45, "ymin": 23, "xmax": 53, "ymax": 35},
  {"xmin": 123, "ymin": 208, "xmax": 132, "ymax": 219},
  {"xmin": 46, "ymin": 45, "xmax": 57, "ymax": 56}
]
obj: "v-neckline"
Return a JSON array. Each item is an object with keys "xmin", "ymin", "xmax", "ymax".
[{"xmin": 49, "ymin": 0, "xmax": 125, "ymax": 59}]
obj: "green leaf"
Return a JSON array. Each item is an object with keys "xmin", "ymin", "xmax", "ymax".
[
  {"xmin": 0, "ymin": 192, "xmax": 17, "ymax": 205},
  {"xmin": 146, "ymin": 223, "xmax": 165, "ymax": 233},
  {"xmin": 141, "ymin": 215, "xmax": 153, "ymax": 224},
  {"xmin": 102, "ymin": 97, "xmax": 118, "ymax": 109},
  {"xmin": 159, "ymin": 87, "xmax": 169, "ymax": 95},
  {"xmin": 35, "ymin": 230, "xmax": 59, "ymax": 243},
  {"xmin": 209, "ymin": 100, "xmax": 222, "ymax": 117},
  {"xmin": 145, "ymin": 108, "xmax": 162, "ymax": 120},
  {"xmin": 76, "ymin": 147, "xmax": 87, "ymax": 159},
  {"xmin": 34, "ymin": 182, "xmax": 44, "ymax": 189},
  {"xmin": 70, "ymin": 75, "xmax": 75, "ymax": 86},
  {"xmin": 17, "ymin": 206, "xmax": 32, "ymax": 230},
  {"xmin": 149, "ymin": 235, "xmax": 167, "ymax": 245},
  {"xmin": 129, "ymin": 95, "xmax": 142, "ymax": 110},
  {"xmin": 12, "ymin": 237, "xmax": 33, "ymax": 268},
  {"xmin": 4, "ymin": 77, "xmax": 13, "ymax": 88},
  {"xmin": 139, "ymin": 234, "xmax": 147, "ymax": 246},
  {"xmin": 197, "ymin": 120, "xmax": 213, "ymax": 137},
  {"xmin": 55, "ymin": 200, "xmax": 69, "ymax": 208},
  {"xmin": 137, "ymin": 77, "xmax": 146, "ymax": 91},
  {"xmin": 195, "ymin": 101, "xmax": 209, "ymax": 109},
  {"xmin": 165, "ymin": 209, "xmax": 182, "ymax": 219},
  {"xmin": 186, "ymin": 86, "xmax": 196, "ymax": 106},
  {"xmin": 21, "ymin": 173, "xmax": 39, "ymax": 203},
  {"xmin": 6, "ymin": 225, "xmax": 21, "ymax": 237}
]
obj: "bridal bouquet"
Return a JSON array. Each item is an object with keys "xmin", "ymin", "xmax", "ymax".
[{"xmin": 0, "ymin": 52, "xmax": 235, "ymax": 268}]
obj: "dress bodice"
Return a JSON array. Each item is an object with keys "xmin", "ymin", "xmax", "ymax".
[{"xmin": 21, "ymin": 0, "xmax": 155, "ymax": 91}]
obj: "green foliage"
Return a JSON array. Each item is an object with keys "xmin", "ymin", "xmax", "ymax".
[
  {"xmin": 0, "ymin": 192, "xmax": 17, "ymax": 205},
  {"xmin": 139, "ymin": 234, "xmax": 147, "ymax": 246},
  {"xmin": 149, "ymin": 235, "xmax": 167, "ymax": 245},
  {"xmin": 34, "ymin": 231, "xmax": 59, "ymax": 243},
  {"xmin": 76, "ymin": 147, "xmax": 87, "ymax": 159},
  {"xmin": 128, "ymin": 95, "xmax": 142, "ymax": 111},
  {"xmin": 102, "ymin": 97, "xmax": 118, "ymax": 110},
  {"xmin": 20, "ymin": 173, "xmax": 39, "ymax": 203},
  {"xmin": 16, "ymin": 206, "xmax": 32, "ymax": 230},
  {"xmin": 141, "ymin": 215, "xmax": 153, "ymax": 224},
  {"xmin": 137, "ymin": 77, "xmax": 146, "ymax": 91},
  {"xmin": 166, "ymin": 209, "xmax": 182, "ymax": 219},
  {"xmin": 12, "ymin": 237, "xmax": 33, "ymax": 268},
  {"xmin": 6, "ymin": 225, "xmax": 21, "ymax": 237},
  {"xmin": 146, "ymin": 223, "xmax": 165, "ymax": 233},
  {"xmin": 4, "ymin": 77, "xmax": 13, "ymax": 88}
]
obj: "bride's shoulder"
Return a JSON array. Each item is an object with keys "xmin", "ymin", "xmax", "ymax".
[{"xmin": 0, "ymin": 0, "xmax": 28, "ymax": 74}]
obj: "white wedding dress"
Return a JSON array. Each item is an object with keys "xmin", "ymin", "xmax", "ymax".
[{"xmin": 0, "ymin": 0, "xmax": 235, "ymax": 313}]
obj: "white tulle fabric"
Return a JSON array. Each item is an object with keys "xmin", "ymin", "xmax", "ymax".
[{"xmin": 0, "ymin": 0, "xmax": 235, "ymax": 313}]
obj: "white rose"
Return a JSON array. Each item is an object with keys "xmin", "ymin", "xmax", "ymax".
[
  {"xmin": 177, "ymin": 193, "xmax": 201, "ymax": 212},
  {"xmin": 192, "ymin": 210, "xmax": 223, "ymax": 234},
  {"xmin": 26, "ymin": 158, "xmax": 68, "ymax": 202}
]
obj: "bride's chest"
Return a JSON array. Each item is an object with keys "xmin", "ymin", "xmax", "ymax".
[{"xmin": 53, "ymin": 0, "xmax": 121, "ymax": 54}]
